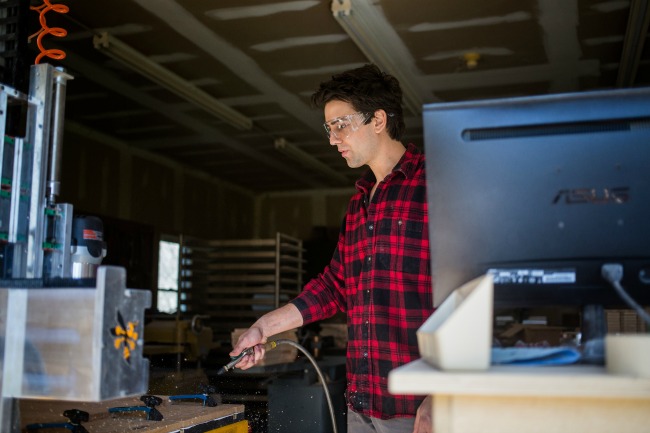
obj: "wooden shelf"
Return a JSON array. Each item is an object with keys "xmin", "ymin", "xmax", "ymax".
[
  {"xmin": 390, "ymin": 359, "xmax": 650, "ymax": 397},
  {"xmin": 389, "ymin": 359, "xmax": 650, "ymax": 433},
  {"xmin": 179, "ymin": 233, "xmax": 305, "ymax": 342}
]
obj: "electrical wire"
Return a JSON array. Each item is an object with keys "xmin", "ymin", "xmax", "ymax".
[
  {"xmin": 29, "ymin": 0, "xmax": 69, "ymax": 64},
  {"xmin": 602, "ymin": 263, "xmax": 650, "ymax": 326}
]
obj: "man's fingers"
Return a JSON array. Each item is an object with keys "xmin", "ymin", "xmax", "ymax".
[{"xmin": 234, "ymin": 345, "xmax": 266, "ymax": 370}]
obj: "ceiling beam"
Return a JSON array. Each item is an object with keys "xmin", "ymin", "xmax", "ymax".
[
  {"xmin": 60, "ymin": 48, "xmax": 327, "ymax": 188},
  {"xmin": 422, "ymin": 60, "xmax": 600, "ymax": 91},
  {"xmin": 133, "ymin": 0, "xmax": 324, "ymax": 134}
]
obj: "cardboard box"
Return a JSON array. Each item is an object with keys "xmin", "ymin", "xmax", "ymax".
[
  {"xmin": 319, "ymin": 323, "xmax": 348, "ymax": 348},
  {"xmin": 606, "ymin": 309, "xmax": 650, "ymax": 333},
  {"xmin": 499, "ymin": 324, "xmax": 569, "ymax": 346}
]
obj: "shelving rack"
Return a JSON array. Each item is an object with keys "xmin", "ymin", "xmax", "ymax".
[{"xmin": 179, "ymin": 233, "xmax": 305, "ymax": 342}]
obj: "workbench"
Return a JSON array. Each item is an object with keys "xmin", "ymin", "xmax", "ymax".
[
  {"xmin": 20, "ymin": 395, "xmax": 246, "ymax": 433},
  {"xmin": 389, "ymin": 359, "xmax": 650, "ymax": 433}
]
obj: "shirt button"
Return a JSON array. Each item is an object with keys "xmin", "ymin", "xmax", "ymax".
[
  {"xmin": 367, "ymin": 256, "xmax": 371, "ymax": 262},
  {"xmin": 365, "ymin": 320, "xmax": 369, "ymax": 325},
  {"xmin": 368, "ymin": 224, "xmax": 374, "ymax": 230},
  {"xmin": 363, "ymin": 352, "xmax": 368, "ymax": 358}
]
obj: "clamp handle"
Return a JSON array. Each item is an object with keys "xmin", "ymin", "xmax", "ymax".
[
  {"xmin": 199, "ymin": 384, "xmax": 217, "ymax": 395},
  {"xmin": 169, "ymin": 384, "xmax": 219, "ymax": 407},
  {"xmin": 169, "ymin": 393, "xmax": 218, "ymax": 407},
  {"xmin": 63, "ymin": 409, "xmax": 89, "ymax": 424},
  {"xmin": 26, "ymin": 409, "xmax": 89, "ymax": 433},
  {"xmin": 108, "ymin": 395, "xmax": 164, "ymax": 421},
  {"xmin": 140, "ymin": 394, "xmax": 163, "ymax": 408}
]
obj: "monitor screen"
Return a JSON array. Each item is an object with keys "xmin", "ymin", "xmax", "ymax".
[{"xmin": 424, "ymin": 87, "xmax": 650, "ymax": 309}]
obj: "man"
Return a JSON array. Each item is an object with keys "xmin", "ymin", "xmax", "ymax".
[{"xmin": 231, "ymin": 64, "xmax": 434, "ymax": 433}]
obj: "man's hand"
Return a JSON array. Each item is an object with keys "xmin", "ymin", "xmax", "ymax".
[
  {"xmin": 228, "ymin": 303, "xmax": 303, "ymax": 371},
  {"xmin": 229, "ymin": 326, "xmax": 266, "ymax": 370},
  {"xmin": 413, "ymin": 395, "xmax": 433, "ymax": 433}
]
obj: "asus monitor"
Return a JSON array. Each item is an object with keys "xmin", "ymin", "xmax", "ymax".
[{"xmin": 423, "ymin": 87, "xmax": 650, "ymax": 311}]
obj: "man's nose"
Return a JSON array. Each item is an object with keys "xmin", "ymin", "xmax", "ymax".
[{"xmin": 329, "ymin": 133, "xmax": 341, "ymax": 146}]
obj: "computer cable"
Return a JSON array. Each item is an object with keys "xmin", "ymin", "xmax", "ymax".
[{"xmin": 601, "ymin": 263, "xmax": 650, "ymax": 327}]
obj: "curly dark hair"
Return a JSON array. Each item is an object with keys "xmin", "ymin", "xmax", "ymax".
[{"xmin": 311, "ymin": 64, "xmax": 406, "ymax": 141}]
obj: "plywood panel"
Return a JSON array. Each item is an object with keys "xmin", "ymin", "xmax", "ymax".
[{"xmin": 21, "ymin": 396, "xmax": 245, "ymax": 433}]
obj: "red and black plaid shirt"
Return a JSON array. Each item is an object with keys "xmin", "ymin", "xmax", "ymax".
[{"xmin": 291, "ymin": 143, "xmax": 434, "ymax": 419}]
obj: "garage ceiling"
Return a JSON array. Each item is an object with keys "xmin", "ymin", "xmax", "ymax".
[{"xmin": 22, "ymin": 0, "xmax": 650, "ymax": 193}]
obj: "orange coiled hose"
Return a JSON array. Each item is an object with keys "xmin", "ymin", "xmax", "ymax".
[{"xmin": 29, "ymin": 0, "xmax": 69, "ymax": 64}]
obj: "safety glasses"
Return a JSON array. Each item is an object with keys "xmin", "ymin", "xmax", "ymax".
[{"xmin": 323, "ymin": 112, "xmax": 372, "ymax": 140}]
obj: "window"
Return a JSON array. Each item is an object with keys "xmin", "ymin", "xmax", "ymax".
[{"xmin": 157, "ymin": 240, "xmax": 180, "ymax": 314}]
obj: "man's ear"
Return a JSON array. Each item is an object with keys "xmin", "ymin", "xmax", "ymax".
[{"xmin": 373, "ymin": 109, "xmax": 388, "ymax": 133}]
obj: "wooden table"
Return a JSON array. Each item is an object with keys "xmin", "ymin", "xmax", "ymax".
[
  {"xmin": 389, "ymin": 359, "xmax": 650, "ymax": 433},
  {"xmin": 20, "ymin": 395, "xmax": 246, "ymax": 433}
]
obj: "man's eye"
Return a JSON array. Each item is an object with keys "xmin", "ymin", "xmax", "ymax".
[{"xmin": 337, "ymin": 122, "xmax": 349, "ymax": 130}]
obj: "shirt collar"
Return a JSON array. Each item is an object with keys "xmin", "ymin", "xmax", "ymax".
[{"xmin": 355, "ymin": 143, "xmax": 422, "ymax": 193}]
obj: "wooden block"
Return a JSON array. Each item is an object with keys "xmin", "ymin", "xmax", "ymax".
[{"xmin": 320, "ymin": 323, "xmax": 348, "ymax": 348}]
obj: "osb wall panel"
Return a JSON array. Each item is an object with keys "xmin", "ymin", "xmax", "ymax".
[
  {"xmin": 258, "ymin": 189, "xmax": 353, "ymax": 240},
  {"xmin": 59, "ymin": 128, "xmax": 255, "ymax": 240},
  {"xmin": 261, "ymin": 195, "xmax": 313, "ymax": 240},
  {"xmin": 59, "ymin": 129, "xmax": 122, "ymax": 217},
  {"xmin": 181, "ymin": 175, "xmax": 254, "ymax": 239},
  {"xmin": 130, "ymin": 155, "xmax": 177, "ymax": 233}
]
